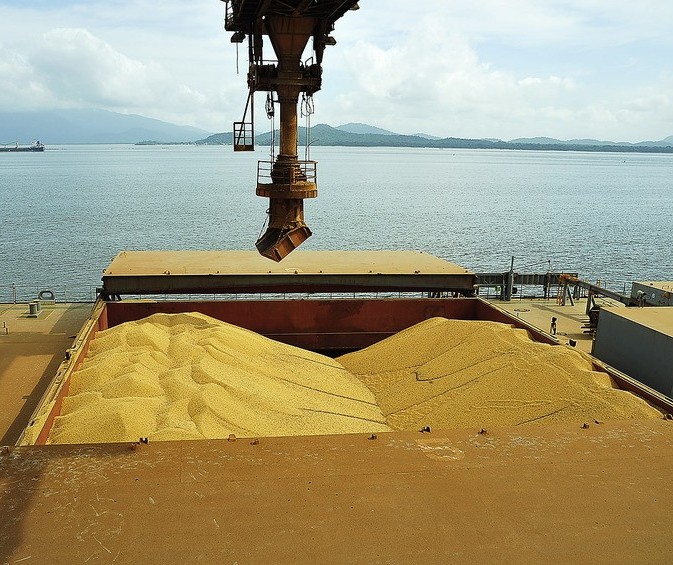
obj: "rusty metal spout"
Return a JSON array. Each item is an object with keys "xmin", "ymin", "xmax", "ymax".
[
  {"xmin": 255, "ymin": 198, "xmax": 312, "ymax": 262},
  {"xmin": 256, "ymin": 225, "xmax": 312, "ymax": 262}
]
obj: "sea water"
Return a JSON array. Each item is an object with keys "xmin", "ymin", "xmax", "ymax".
[{"xmin": 1, "ymin": 144, "xmax": 672, "ymax": 301}]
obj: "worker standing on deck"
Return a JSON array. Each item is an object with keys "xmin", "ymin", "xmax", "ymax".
[{"xmin": 550, "ymin": 317, "xmax": 557, "ymax": 335}]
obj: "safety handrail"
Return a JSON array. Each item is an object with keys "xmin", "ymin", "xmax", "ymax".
[{"xmin": 257, "ymin": 160, "xmax": 317, "ymax": 185}]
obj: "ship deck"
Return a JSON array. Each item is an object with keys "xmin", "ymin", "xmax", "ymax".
[
  {"xmin": 2, "ymin": 298, "xmax": 673, "ymax": 562},
  {"xmin": 2, "ymin": 420, "xmax": 673, "ymax": 562},
  {"xmin": 0, "ymin": 302, "xmax": 93, "ymax": 446}
]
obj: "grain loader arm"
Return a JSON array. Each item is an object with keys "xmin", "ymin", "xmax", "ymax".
[{"xmin": 223, "ymin": 0, "xmax": 360, "ymax": 260}]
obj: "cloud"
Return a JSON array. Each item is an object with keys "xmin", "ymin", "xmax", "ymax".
[
  {"xmin": 320, "ymin": 20, "xmax": 582, "ymax": 139},
  {"xmin": 1, "ymin": 0, "xmax": 672, "ymax": 140},
  {"xmin": 366, "ymin": 0, "xmax": 673, "ymax": 49},
  {"xmin": 32, "ymin": 29, "xmax": 152, "ymax": 106},
  {"xmin": 0, "ymin": 46, "xmax": 49, "ymax": 109},
  {"xmin": 0, "ymin": 27, "xmax": 219, "ymax": 126},
  {"xmin": 0, "ymin": 0, "xmax": 240, "ymax": 130},
  {"xmin": 314, "ymin": 1, "xmax": 673, "ymax": 141}
]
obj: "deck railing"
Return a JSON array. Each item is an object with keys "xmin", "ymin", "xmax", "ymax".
[{"xmin": 0, "ymin": 284, "xmax": 100, "ymax": 304}]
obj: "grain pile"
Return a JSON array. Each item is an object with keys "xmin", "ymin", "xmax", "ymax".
[
  {"xmin": 47, "ymin": 312, "xmax": 390, "ymax": 444},
  {"xmin": 338, "ymin": 317, "xmax": 662, "ymax": 430}
]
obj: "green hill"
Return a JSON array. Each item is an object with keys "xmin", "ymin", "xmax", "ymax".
[{"xmin": 193, "ymin": 123, "xmax": 673, "ymax": 153}]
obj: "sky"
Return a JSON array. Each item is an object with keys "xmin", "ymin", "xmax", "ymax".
[{"xmin": 1, "ymin": 0, "xmax": 672, "ymax": 142}]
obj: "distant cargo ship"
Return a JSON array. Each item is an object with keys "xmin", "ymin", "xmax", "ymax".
[{"xmin": 0, "ymin": 140, "xmax": 45, "ymax": 152}]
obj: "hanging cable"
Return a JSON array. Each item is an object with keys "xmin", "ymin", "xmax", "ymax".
[
  {"xmin": 265, "ymin": 91, "xmax": 275, "ymax": 119},
  {"xmin": 258, "ymin": 208, "xmax": 270, "ymax": 240},
  {"xmin": 517, "ymin": 259, "xmax": 554, "ymax": 270},
  {"xmin": 265, "ymin": 92, "xmax": 275, "ymax": 162},
  {"xmin": 300, "ymin": 93, "xmax": 315, "ymax": 162}
]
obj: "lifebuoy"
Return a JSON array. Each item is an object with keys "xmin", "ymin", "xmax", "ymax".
[{"xmin": 38, "ymin": 289, "xmax": 55, "ymax": 300}]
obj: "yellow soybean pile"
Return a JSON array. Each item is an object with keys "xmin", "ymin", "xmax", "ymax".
[
  {"xmin": 338, "ymin": 317, "xmax": 662, "ymax": 430},
  {"xmin": 47, "ymin": 312, "xmax": 390, "ymax": 444},
  {"xmin": 48, "ymin": 313, "xmax": 661, "ymax": 444}
]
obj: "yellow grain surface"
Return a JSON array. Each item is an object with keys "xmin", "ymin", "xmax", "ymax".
[
  {"xmin": 47, "ymin": 312, "xmax": 390, "ymax": 444},
  {"xmin": 46, "ymin": 313, "xmax": 662, "ymax": 444},
  {"xmin": 338, "ymin": 317, "xmax": 662, "ymax": 430}
]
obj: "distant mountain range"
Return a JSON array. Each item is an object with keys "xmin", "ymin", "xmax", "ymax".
[
  {"xmin": 509, "ymin": 135, "xmax": 673, "ymax": 148},
  {"xmin": 196, "ymin": 123, "xmax": 673, "ymax": 153},
  {"xmin": 0, "ymin": 109, "xmax": 210, "ymax": 144},
  {"xmin": 336, "ymin": 123, "xmax": 673, "ymax": 146},
  {"xmin": 2, "ymin": 110, "xmax": 672, "ymax": 152}
]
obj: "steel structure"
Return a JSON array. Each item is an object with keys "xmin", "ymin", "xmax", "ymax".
[
  {"xmin": 99, "ymin": 250, "xmax": 476, "ymax": 297},
  {"xmin": 223, "ymin": 0, "xmax": 359, "ymax": 261},
  {"xmin": 557, "ymin": 274, "xmax": 641, "ymax": 312}
]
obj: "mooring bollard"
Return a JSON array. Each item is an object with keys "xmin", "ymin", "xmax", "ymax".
[{"xmin": 28, "ymin": 302, "xmax": 39, "ymax": 317}]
